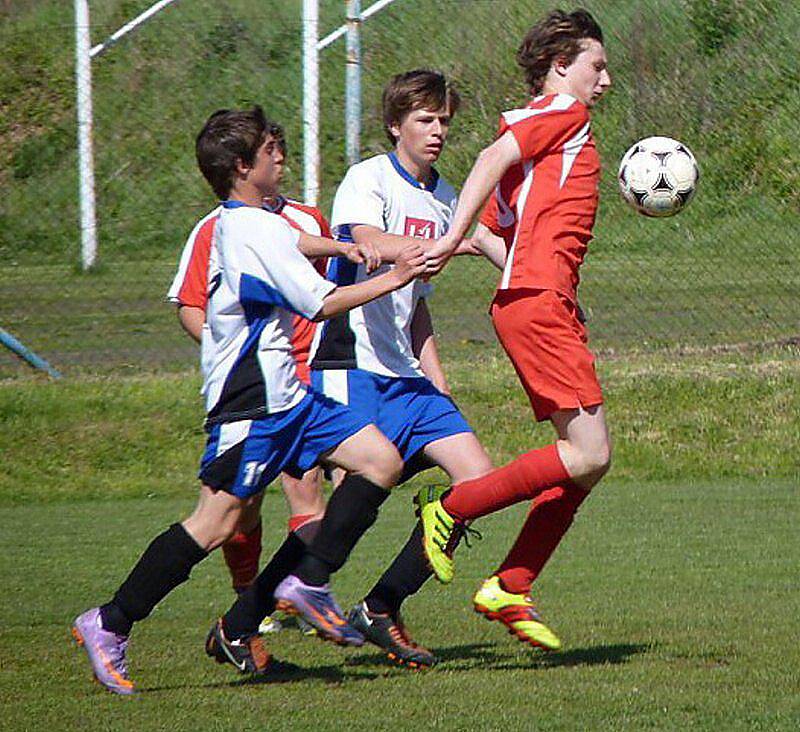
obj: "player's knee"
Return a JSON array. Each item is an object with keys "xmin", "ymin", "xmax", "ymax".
[
  {"xmin": 579, "ymin": 442, "xmax": 612, "ymax": 486},
  {"xmin": 360, "ymin": 443, "xmax": 403, "ymax": 488}
]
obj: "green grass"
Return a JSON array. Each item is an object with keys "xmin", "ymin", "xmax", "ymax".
[
  {"xmin": 1, "ymin": 340, "xmax": 798, "ymax": 729},
  {"xmin": 1, "ymin": 480, "xmax": 798, "ymax": 731}
]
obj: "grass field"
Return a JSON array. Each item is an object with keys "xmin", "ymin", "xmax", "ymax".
[{"xmin": 1, "ymin": 346, "xmax": 798, "ymax": 729}]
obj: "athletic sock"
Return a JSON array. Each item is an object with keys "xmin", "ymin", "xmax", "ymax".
[
  {"xmin": 221, "ymin": 521, "xmax": 262, "ymax": 593},
  {"xmin": 364, "ymin": 522, "xmax": 431, "ymax": 617},
  {"xmin": 222, "ymin": 529, "xmax": 311, "ymax": 640},
  {"xmin": 442, "ymin": 444, "xmax": 570, "ymax": 522},
  {"xmin": 100, "ymin": 522, "xmax": 207, "ymax": 636},
  {"xmin": 496, "ymin": 482, "xmax": 590, "ymax": 595},
  {"xmin": 295, "ymin": 475, "xmax": 390, "ymax": 586}
]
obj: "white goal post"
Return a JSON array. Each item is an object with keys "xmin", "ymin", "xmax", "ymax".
[{"xmin": 74, "ymin": 0, "xmax": 402, "ymax": 269}]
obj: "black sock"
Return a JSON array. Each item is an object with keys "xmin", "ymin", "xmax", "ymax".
[
  {"xmin": 100, "ymin": 523, "xmax": 207, "ymax": 635},
  {"xmin": 364, "ymin": 522, "xmax": 431, "ymax": 616},
  {"xmin": 295, "ymin": 475, "xmax": 390, "ymax": 586},
  {"xmin": 222, "ymin": 530, "xmax": 308, "ymax": 639}
]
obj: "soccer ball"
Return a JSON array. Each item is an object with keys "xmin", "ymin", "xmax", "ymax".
[{"xmin": 618, "ymin": 136, "xmax": 699, "ymax": 217}]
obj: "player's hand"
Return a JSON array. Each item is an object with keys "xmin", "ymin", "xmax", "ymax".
[
  {"xmin": 423, "ymin": 236, "xmax": 457, "ymax": 276},
  {"xmin": 393, "ymin": 242, "xmax": 427, "ymax": 285},
  {"xmin": 342, "ymin": 242, "xmax": 380, "ymax": 273},
  {"xmin": 349, "ymin": 240, "xmax": 382, "ymax": 273}
]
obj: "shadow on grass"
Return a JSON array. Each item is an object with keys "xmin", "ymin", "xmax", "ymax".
[
  {"xmin": 143, "ymin": 659, "xmax": 382, "ymax": 693},
  {"xmin": 490, "ymin": 642, "xmax": 653, "ymax": 671}
]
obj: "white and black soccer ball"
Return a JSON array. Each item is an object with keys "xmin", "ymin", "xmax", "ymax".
[{"xmin": 618, "ymin": 136, "xmax": 699, "ymax": 217}]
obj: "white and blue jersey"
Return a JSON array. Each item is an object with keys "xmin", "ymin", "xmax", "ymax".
[
  {"xmin": 198, "ymin": 200, "xmax": 370, "ymax": 497},
  {"xmin": 202, "ymin": 201, "xmax": 335, "ymax": 422},
  {"xmin": 310, "ymin": 153, "xmax": 471, "ymax": 474},
  {"xmin": 311, "ymin": 152, "xmax": 457, "ymax": 377}
]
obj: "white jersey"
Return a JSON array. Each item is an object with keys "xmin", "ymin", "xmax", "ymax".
[
  {"xmin": 312, "ymin": 152, "xmax": 457, "ymax": 377},
  {"xmin": 203, "ymin": 202, "xmax": 335, "ymax": 422}
]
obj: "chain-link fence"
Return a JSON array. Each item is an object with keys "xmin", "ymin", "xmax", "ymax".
[{"xmin": 1, "ymin": 0, "xmax": 798, "ymax": 378}]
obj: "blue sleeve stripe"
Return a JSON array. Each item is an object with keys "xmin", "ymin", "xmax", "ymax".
[{"xmin": 240, "ymin": 273, "xmax": 304, "ymax": 319}]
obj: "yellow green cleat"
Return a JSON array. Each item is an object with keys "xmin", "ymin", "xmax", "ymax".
[
  {"xmin": 414, "ymin": 486, "xmax": 459, "ymax": 584},
  {"xmin": 473, "ymin": 576, "xmax": 562, "ymax": 651}
]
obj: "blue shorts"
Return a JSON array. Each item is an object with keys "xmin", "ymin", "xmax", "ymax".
[
  {"xmin": 199, "ymin": 390, "xmax": 371, "ymax": 498},
  {"xmin": 311, "ymin": 368, "xmax": 472, "ymax": 479}
]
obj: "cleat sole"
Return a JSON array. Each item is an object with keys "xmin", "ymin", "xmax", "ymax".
[
  {"xmin": 474, "ymin": 603, "xmax": 558, "ymax": 652},
  {"xmin": 71, "ymin": 626, "xmax": 85, "ymax": 647}
]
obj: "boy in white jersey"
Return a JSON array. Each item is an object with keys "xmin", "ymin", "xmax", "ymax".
[
  {"xmin": 72, "ymin": 106, "xmax": 426, "ymax": 694},
  {"xmin": 167, "ymin": 120, "xmax": 331, "ymax": 635},
  {"xmin": 310, "ymin": 70, "xmax": 494, "ymax": 667}
]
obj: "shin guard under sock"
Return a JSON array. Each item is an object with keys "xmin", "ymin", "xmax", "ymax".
[
  {"xmin": 442, "ymin": 444, "xmax": 570, "ymax": 522},
  {"xmin": 295, "ymin": 475, "xmax": 390, "ymax": 586},
  {"xmin": 497, "ymin": 483, "xmax": 590, "ymax": 594},
  {"xmin": 101, "ymin": 523, "xmax": 207, "ymax": 635},
  {"xmin": 223, "ymin": 529, "xmax": 310, "ymax": 639},
  {"xmin": 364, "ymin": 522, "xmax": 431, "ymax": 616},
  {"xmin": 221, "ymin": 521, "xmax": 262, "ymax": 593}
]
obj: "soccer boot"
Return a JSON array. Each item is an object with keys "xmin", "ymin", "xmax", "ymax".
[
  {"xmin": 473, "ymin": 576, "xmax": 562, "ymax": 651},
  {"xmin": 205, "ymin": 618, "xmax": 271, "ymax": 674},
  {"xmin": 257, "ymin": 614, "xmax": 283, "ymax": 634},
  {"xmin": 414, "ymin": 486, "xmax": 461, "ymax": 584},
  {"xmin": 348, "ymin": 601, "xmax": 437, "ymax": 668},
  {"xmin": 71, "ymin": 607, "xmax": 136, "ymax": 695},
  {"xmin": 274, "ymin": 574, "xmax": 364, "ymax": 647}
]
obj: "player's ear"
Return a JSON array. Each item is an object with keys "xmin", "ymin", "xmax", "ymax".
[
  {"xmin": 235, "ymin": 157, "xmax": 252, "ymax": 177},
  {"xmin": 553, "ymin": 54, "xmax": 571, "ymax": 78},
  {"xmin": 389, "ymin": 121, "xmax": 402, "ymax": 145}
]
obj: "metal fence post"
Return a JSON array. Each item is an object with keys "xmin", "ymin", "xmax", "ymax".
[
  {"xmin": 345, "ymin": 0, "xmax": 362, "ymax": 166},
  {"xmin": 74, "ymin": 0, "xmax": 97, "ymax": 270},
  {"xmin": 303, "ymin": 0, "xmax": 320, "ymax": 206}
]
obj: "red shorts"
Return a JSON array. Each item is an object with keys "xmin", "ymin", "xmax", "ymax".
[{"xmin": 491, "ymin": 288, "xmax": 604, "ymax": 422}]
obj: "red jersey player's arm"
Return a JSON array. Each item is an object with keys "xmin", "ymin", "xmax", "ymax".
[
  {"xmin": 468, "ymin": 223, "xmax": 507, "ymax": 270},
  {"xmin": 177, "ymin": 305, "xmax": 205, "ymax": 343},
  {"xmin": 426, "ymin": 131, "xmax": 522, "ymax": 271},
  {"xmin": 411, "ymin": 299, "xmax": 450, "ymax": 396}
]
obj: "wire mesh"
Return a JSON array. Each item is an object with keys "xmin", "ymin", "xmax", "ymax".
[{"xmin": 1, "ymin": 0, "xmax": 798, "ymax": 378}]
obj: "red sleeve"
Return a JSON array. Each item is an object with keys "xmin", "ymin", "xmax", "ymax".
[
  {"xmin": 508, "ymin": 101, "xmax": 589, "ymax": 163},
  {"xmin": 177, "ymin": 217, "xmax": 215, "ymax": 310},
  {"xmin": 478, "ymin": 194, "xmax": 501, "ymax": 235}
]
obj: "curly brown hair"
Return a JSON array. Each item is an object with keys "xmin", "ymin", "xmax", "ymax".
[{"xmin": 517, "ymin": 9, "xmax": 604, "ymax": 95}]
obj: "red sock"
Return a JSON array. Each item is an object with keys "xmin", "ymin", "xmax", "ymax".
[
  {"xmin": 442, "ymin": 444, "xmax": 570, "ymax": 522},
  {"xmin": 496, "ymin": 483, "xmax": 590, "ymax": 595},
  {"xmin": 222, "ymin": 521, "xmax": 262, "ymax": 593},
  {"xmin": 287, "ymin": 513, "xmax": 321, "ymax": 545}
]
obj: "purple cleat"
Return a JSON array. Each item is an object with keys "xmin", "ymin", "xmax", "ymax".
[
  {"xmin": 274, "ymin": 575, "xmax": 364, "ymax": 647},
  {"xmin": 72, "ymin": 608, "xmax": 135, "ymax": 695}
]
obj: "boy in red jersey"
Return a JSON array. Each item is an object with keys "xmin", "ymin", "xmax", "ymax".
[
  {"xmin": 417, "ymin": 9, "xmax": 612, "ymax": 651},
  {"xmin": 168, "ymin": 122, "xmax": 330, "ymax": 616}
]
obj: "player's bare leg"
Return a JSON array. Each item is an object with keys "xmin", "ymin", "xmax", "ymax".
[{"xmin": 73, "ymin": 486, "xmax": 259, "ymax": 693}]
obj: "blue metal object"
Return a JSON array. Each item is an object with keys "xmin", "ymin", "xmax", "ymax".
[{"xmin": 0, "ymin": 327, "xmax": 62, "ymax": 378}]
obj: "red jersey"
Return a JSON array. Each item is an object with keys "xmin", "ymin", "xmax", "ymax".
[
  {"xmin": 479, "ymin": 93, "xmax": 600, "ymax": 302},
  {"xmin": 168, "ymin": 198, "xmax": 331, "ymax": 383}
]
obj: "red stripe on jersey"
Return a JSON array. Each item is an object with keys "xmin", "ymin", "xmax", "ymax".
[{"xmin": 176, "ymin": 215, "xmax": 217, "ymax": 309}]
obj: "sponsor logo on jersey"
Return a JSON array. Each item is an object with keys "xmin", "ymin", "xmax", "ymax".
[{"xmin": 404, "ymin": 217, "xmax": 436, "ymax": 239}]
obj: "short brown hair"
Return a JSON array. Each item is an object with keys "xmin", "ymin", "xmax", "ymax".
[
  {"xmin": 517, "ymin": 9, "xmax": 604, "ymax": 95},
  {"xmin": 195, "ymin": 106, "xmax": 284, "ymax": 199},
  {"xmin": 381, "ymin": 69, "xmax": 460, "ymax": 146}
]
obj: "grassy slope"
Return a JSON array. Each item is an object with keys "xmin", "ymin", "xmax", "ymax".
[{"xmin": 2, "ymin": 345, "xmax": 798, "ymax": 504}]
